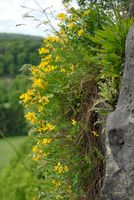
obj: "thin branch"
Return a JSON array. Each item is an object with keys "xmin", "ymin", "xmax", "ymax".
[{"xmin": 0, "ymin": 132, "xmax": 32, "ymax": 179}]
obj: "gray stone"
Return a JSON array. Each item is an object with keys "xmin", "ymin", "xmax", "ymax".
[
  {"xmin": 101, "ymin": 25, "xmax": 134, "ymax": 200},
  {"xmin": 127, "ymin": 1, "xmax": 134, "ymax": 18}
]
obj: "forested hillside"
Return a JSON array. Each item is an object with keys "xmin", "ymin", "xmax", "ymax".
[
  {"xmin": 0, "ymin": 33, "xmax": 42, "ymax": 76},
  {"xmin": 0, "ymin": 33, "xmax": 42, "ymax": 136}
]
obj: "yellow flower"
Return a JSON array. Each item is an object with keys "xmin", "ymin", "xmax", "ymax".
[
  {"xmin": 46, "ymin": 123, "xmax": 56, "ymax": 131},
  {"xmin": 38, "ymin": 47, "xmax": 49, "ymax": 55},
  {"xmin": 44, "ymin": 36, "xmax": 60, "ymax": 43},
  {"xmin": 54, "ymin": 163, "xmax": 69, "ymax": 174},
  {"xmin": 37, "ymin": 105, "xmax": 44, "ymax": 112},
  {"xmin": 32, "ymin": 145, "xmax": 39, "ymax": 153},
  {"xmin": 39, "ymin": 96, "xmax": 49, "ymax": 105},
  {"xmin": 55, "ymin": 55, "xmax": 60, "ymax": 62},
  {"xmin": 60, "ymin": 68, "xmax": 66, "ymax": 73},
  {"xmin": 42, "ymin": 138, "xmax": 52, "ymax": 145},
  {"xmin": 20, "ymin": 89, "xmax": 34, "ymax": 105},
  {"xmin": 20, "ymin": 93, "xmax": 31, "ymax": 103},
  {"xmin": 32, "ymin": 145, "xmax": 43, "ymax": 161},
  {"xmin": 64, "ymin": 165, "xmax": 69, "ymax": 172},
  {"xmin": 37, "ymin": 122, "xmax": 55, "ymax": 133},
  {"xmin": 25, "ymin": 112, "xmax": 37, "ymax": 124},
  {"xmin": 43, "ymin": 65, "xmax": 57, "ymax": 73},
  {"xmin": 45, "ymin": 54, "xmax": 52, "ymax": 60},
  {"xmin": 32, "ymin": 154, "xmax": 40, "ymax": 161},
  {"xmin": 33, "ymin": 78, "xmax": 44, "ymax": 89},
  {"xmin": 57, "ymin": 13, "xmax": 66, "ymax": 20},
  {"xmin": 44, "ymin": 36, "xmax": 53, "ymax": 42},
  {"xmin": 52, "ymin": 179, "xmax": 61, "ymax": 187},
  {"xmin": 68, "ymin": 22, "xmax": 76, "ymax": 29},
  {"xmin": 54, "ymin": 162, "xmax": 63, "ymax": 174},
  {"xmin": 43, "ymin": 152, "xmax": 47, "ymax": 157},
  {"xmin": 78, "ymin": 29, "xmax": 84, "ymax": 36},
  {"xmin": 92, "ymin": 131, "xmax": 99, "ymax": 137},
  {"xmin": 38, "ymin": 60, "xmax": 49, "ymax": 68},
  {"xmin": 71, "ymin": 119, "xmax": 77, "ymax": 126},
  {"xmin": 30, "ymin": 66, "xmax": 37, "ymax": 76}
]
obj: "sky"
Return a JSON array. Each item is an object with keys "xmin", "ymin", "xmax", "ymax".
[{"xmin": 0, "ymin": 0, "xmax": 69, "ymax": 37}]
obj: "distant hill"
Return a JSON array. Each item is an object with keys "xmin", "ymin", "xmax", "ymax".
[
  {"xmin": 0, "ymin": 33, "xmax": 43, "ymax": 76},
  {"xmin": 0, "ymin": 33, "xmax": 43, "ymax": 40}
]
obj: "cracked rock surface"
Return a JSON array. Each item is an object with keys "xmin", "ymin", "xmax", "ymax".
[{"xmin": 101, "ymin": 25, "xmax": 134, "ymax": 200}]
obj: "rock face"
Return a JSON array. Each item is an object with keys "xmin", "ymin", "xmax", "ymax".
[{"xmin": 101, "ymin": 25, "xmax": 134, "ymax": 200}]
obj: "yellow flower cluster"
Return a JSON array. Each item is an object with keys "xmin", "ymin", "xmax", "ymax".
[
  {"xmin": 32, "ymin": 145, "xmax": 43, "ymax": 161},
  {"xmin": 44, "ymin": 36, "xmax": 60, "ymax": 43},
  {"xmin": 44, "ymin": 54, "xmax": 52, "ymax": 60},
  {"xmin": 54, "ymin": 162, "xmax": 69, "ymax": 174},
  {"xmin": 37, "ymin": 123, "xmax": 56, "ymax": 133},
  {"xmin": 20, "ymin": 11, "xmax": 79, "ymax": 197},
  {"xmin": 42, "ymin": 138, "xmax": 52, "ymax": 145},
  {"xmin": 55, "ymin": 55, "xmax": 60, "ymax": 62},
  {"xmin": 38, "ymin": 60, "xmax": 49, "ymax": 68},
  {"xmin": 78, "ymin": 29, "xmax": 84, "ymax": 36},
  {"xmin": 39, "ymin": 96, "xmax": 49, "ymax": 105},
  {"xmin": 57, "ymin": 13, "xmax": 66, "ymax": 20},
  {"xmin": 30, "ymin": 66, "xmax": 38, "ymax": 76},
  {"xmin": 52, "ymin": 179, "xmax": 61, "ymax": 187},
  {"xmin": 19, "ymin": 6, "xmax": 98, "ymax": 199},
  {"xmin": 20, "ymin": 89, "xmax": 34, "ymax": 106},
  {"xmin": 31, "ymin": 66, "xmax": 45, "ymax": 78},
  {"xmin": 38, "ymin": 47, "xmax": 49, "ymax": 55},
  {"xmin": 25, "ymin": 112, "xmax": 37, "ymax": 124},
  {"xmin": 60, "ymin": 68, "xmax": 66, "ymax": 73},
  {"xmin": 68, "ymin": 22, "xmax": 76, "ymax": 29},
  {"xmin": 43, "ymin": 65, "xmax": 57, "ymax": 73},
  {"xmin": 33, "ymin": 78, "xmax": 45, "ymax": 89}
]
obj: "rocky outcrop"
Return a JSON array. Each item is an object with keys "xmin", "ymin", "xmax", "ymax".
[{"xmin": 101, "ymin": 25, "xmax": 134, "ymax": 200}]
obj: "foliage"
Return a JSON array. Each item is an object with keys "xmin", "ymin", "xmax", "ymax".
[
  {"xmin": 63, "ymin": 0, "xmax": 128, "ymax": 9},
  {"xmin": 91, "ymin": 10, "xmax": 134, "ymax": 112},
  {"xmin": 20, "ymin": 1, "xmax": 133, "ymax": 200}
]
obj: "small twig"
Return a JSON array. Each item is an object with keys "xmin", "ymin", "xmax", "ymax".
[{"xmin": 33, "ymin": 0, "xmax": 74, "ymax": 50}]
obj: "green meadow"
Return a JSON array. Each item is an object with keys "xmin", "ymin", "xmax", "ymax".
[
  {"xmin": 0, "ymin": 136, "xmax": 27, "ymax": 170},
  {"xmin": 0, "ymin": 136, "xmax": 34, "ymax": 200}
]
